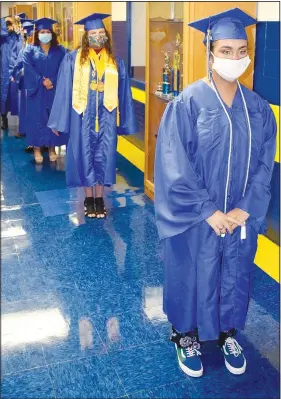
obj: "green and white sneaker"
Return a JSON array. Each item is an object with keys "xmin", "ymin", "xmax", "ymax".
[
  {"xmin": 219, "ymin": 329, "xmax": 246, "ymax": 375},
  {"xmin": 171, "ymin": 329, "xmax": 203, "ymax": 377}
]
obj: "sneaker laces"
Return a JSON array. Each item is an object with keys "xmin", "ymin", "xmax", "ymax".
[
  {"xmin": 179, "ymin": 336, "xmax": 201, "ymax": 357},
  {"xmin": 185, "ymin": 345, "xmax": 202, "ymax": 358},
  {"xmin": 225, "ymin": 337, "xmax": 243, "ymax": 357}
]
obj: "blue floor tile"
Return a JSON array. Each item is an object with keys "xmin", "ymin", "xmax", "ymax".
[
  {"xmin": 1, "ymin": 238, "xmax": 17, "ymax": 254},
  {"xmin": 251, "ymin": 264, "xmax": 280, "ymax": 322},
  {"xmin": 94, "ymin": 309, "xmax": 161, "ymax": 353},
  {"xmin": 1, "ymin": 344, "xmax": 45, "ymax": 376},
  {"xmin": 109, "ymin": 340, "xmax": 189, "ymax": 394},
  {"xmin": 49, "ymin": 354, "xmax": 127, "ymax": 398},
  {"xmin": 128, "ymin": 380, "xmax": 196, "ymax": 399},
  {"xmin": 1, "ymin": 367, "xmax": 55, "ymax": 398},
  {"xmin": 42, "ymin": 316, "xmax": 107, "ymax": 365}
]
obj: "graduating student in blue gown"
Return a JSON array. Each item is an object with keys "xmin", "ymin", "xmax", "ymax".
[
  {"xmin": 0, "ymin": 17, "xmax": 22, "ymax": 130},
  {"xmin": 11, "ymin": 21, "xmax": 34, "ymax": 139},
  {"xmin": 23, "ymin": 18, "xmax": 68, "ymax": 164},
  {"xmin": 48, "ymin": 13, "xmax": 138, "ymax": 218},
  {"xmin": 154, "ymin": 8, "xmax": 277, "ymax": 378}
]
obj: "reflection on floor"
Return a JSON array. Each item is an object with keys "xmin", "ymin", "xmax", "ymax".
[{"xmin": 1, "ymin": 127, "xmax": 280, "ymax": 398}]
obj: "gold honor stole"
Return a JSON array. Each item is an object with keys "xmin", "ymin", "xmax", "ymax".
[{"xmin": 72, "ymin": 48, "xmax": 120, "ymax": 132}]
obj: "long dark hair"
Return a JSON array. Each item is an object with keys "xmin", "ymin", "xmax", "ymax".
[
  {"xmin": 33, "ymin": 30, "xmax": 59, "ymax": 47},
  {"xmin": 78, "ymin": 28, "xmax": 115, "ymax": 65}
]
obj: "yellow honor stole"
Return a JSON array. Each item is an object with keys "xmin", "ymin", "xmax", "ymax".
[{"xmin": 72, "ymin": 47, "xmax": 119, "ymax": 132}]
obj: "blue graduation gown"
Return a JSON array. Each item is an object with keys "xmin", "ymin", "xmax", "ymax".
[
  {"xmin": 154, "ymin": 80, "xmax": 277, "ymax": 341},
  {"xmin": 47, "ymin": 50, "xmax": 138, "ymax": 188},
  {"xmin": 0, "ymin": 32, "xmax": 21, "ymax": 115},
  {"xmin": 22, "ymin": 44, "xmax": 68, "ymax": 147},
  {"xmin": 12, "ymin": 47, "xmax": 26, "ymax": 134}
]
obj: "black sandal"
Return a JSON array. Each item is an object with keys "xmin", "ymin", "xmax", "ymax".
[
  {"xmin": 84, "ymin": 197, "xmax": 96, "ymax": 218},
  {"xmin": 15, "ymin": 133, "xmax": 25, "ymax": 138},
  {"xmin": 95, "ymin": 197, "xmax": 106, "ymax": 219}
]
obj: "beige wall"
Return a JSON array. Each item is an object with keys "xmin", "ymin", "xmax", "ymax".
[{"xmin": 257, "ymin": 2, "xmax": 280, "ymax": 21}]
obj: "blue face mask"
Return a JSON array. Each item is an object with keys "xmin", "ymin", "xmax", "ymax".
[{"xmin": 39, "ymin": 33, "xmax": 52, "ymax": 44}]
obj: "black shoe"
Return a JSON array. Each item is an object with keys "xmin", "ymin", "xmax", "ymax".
[
  {"xmin": 25, "ymin": 146, "xmax": 34, "ymax": 153},
  {"xmin": 95, "ymin": 197, "xmax": 107, "ymax": 219},
  {"xmin": 1, "ymin": 115, "xmax": 8, "ymax": 130},
  {"xmin": 15, "ymin": 133, "xmax": 25, "ymax": 138},
  {"xmin": 84, "ymin": 197, "xmax": 96, "ymax": 218}
]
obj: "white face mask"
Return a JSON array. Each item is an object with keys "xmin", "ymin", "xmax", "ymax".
[{"xmin": 211, "ymin": 53, "xmax": 251, "ymax": 82}]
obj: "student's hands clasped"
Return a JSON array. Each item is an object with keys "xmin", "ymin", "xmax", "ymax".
[
  {"xmin": 226, "ymin": 208, "xmax": 249, "ymax": 231},
  {"xmin": 43, "ymin": 77, "xmax": 53, "ymax": 90},
  {"xmin": 206, "ymin": 209, "xmax": 248, "ymax": 236}
]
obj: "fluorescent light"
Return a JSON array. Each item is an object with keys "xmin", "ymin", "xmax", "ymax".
[
  {"xmin": 1, "ymin": 225, "xmax": 27, "ymax": 238},
  {"xmin": 143, "ymin": 286, "xmax": 167, "ymax": 321},
  {"xmin": 2, "ymin": 308, "xmax": 69, "ymax": 348}
]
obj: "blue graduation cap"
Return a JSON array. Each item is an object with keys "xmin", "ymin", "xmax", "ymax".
[
  {"xmin": 188, "ymin": 8, "xmax": 257, "ymax": 44},
  {"xmin": 74, "ymin": 13, "xmax": 111, "ymax": 31},
  {"xmin": 34, "ymin": 18, "xmax": 58, "ymax": 31},
  {"xmin": 189, "ymin": 8, "xmax": 257, "ymax": 81},
  {"xmin": 22, "ymin": 21, "xmax": 34, "ymax": 35},
  {"xmin": 16, "ymin": 13, "xmax": 28, "ymax": 19},
  {"xmin": 22, "ymin": 21, "xmax": 34, "ymax": 28},
  {"xmin": 18, "ymin": 18, "xmax": 34, "ymax": 24}
]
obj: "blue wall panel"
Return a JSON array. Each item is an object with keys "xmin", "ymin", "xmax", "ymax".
[
  {"xmin": 112, "ymin": 21, "xmax": 145, "ymax": 150},
  {"xmin": 254, "ymin": 21, "xmax": 280, "ymax": 244},
  {"xmin": 112, "ymin": 21, "xmax": 129, "ymax": 68},
  {"xmin": 254, "ymin": 21, "xmax": 280, "ymax": 105}
]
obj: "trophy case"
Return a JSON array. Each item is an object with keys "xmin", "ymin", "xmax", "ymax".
[
  {"xmin": 144, "ymin": 2, "xmax": 257, "ymax": 200},
  {"xmin": 145, "ymin": 1, "xmax": 184, "ymax": 200}
]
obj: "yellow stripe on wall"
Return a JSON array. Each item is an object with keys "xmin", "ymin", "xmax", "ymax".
[
  {"xmin": 131, "ymin": 87, "xmax": 146, "ymax": 104},
  {"xmin": 255, "ymin": 235, "xmax": 279, "ymax": 282},
  {"xmin": 117, "ymin": 136, "xmax": 145, "ymax": 172},
  {"xmin": 270, "ymin": 104, "xmax": 280, "ymax": 163}
]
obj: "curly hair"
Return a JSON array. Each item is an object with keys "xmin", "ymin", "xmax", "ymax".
[
  {"xmin": 79, "ymin": 28, "xmax": 116, "ymax": 65},
  {"xmin": 33, "ymin": 30, "xmax": 59, "ymax": 47}
]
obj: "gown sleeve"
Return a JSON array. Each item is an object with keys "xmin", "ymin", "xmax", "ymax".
[
  {"xmin": 11, "ymin": 48, "xmax": 23, "ymax": 83},
  {"xmin": 9, "ymin": 35, "xmax": 22, "ymax": 76},
  {"xmin": 236, "ymin": 102, "xmax": 277, "ymax": 224},
  {"xmin": 47, "ymin": 52, "xmax": 73, "ymax": 134},
  {"xmin": 117, "ymin": 57, "xmax": 138, "ymax": 135},
  {"xmin": 154, "ymin": 99, "xmax": 218, "ymax": 240},
  {"xmin": 49, "ymin": 46, "xmax": 68, "ymax": 88},
  {"xmin": 22, "ymin": 45, "xmax": 44, "ymax": 96}
]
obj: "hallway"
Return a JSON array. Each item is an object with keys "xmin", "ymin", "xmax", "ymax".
[{"xmin": 1, "ymin": 128, "xmax": 280, "ymax": 398}]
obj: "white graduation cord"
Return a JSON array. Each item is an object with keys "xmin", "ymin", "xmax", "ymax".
[
  {"xmin": 210, "ymin": 78, "xmax": 252, "ymax": 240},
  {"xmin": 238, "ymin": 81, "xmax": 252, "ymax": 240},
  {"xmin": 211, "ymin": 79, "xmax": 233, "ymax": 238}
]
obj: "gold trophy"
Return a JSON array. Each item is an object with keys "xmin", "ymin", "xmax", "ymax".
[
  {"xmin": 171, "ymin": 33, "xmax": 181, "ymax": 96},
  {"xmin": 161, "ymin": 50, "xmax": 171, "ymax": 96}
]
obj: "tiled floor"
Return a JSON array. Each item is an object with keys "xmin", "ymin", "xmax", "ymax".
[{"xmin": 1, "ymin": 127, "xmax": 280, "ymax": 398}]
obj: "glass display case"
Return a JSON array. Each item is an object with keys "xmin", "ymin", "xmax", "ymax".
[
  {"xmin": 145, "ymin": 2, "xmax": 185, "ymax": 200},
  {"xmin": 49, "ymin": 2, "xmax": 74, "ymax": 50}
]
